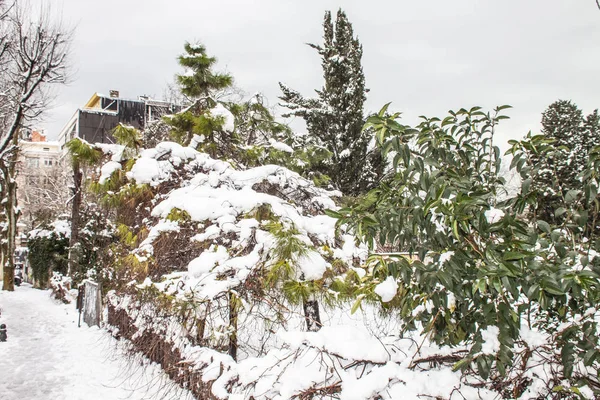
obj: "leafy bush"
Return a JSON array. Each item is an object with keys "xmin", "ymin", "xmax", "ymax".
[
  {"xmin": 332, "ymin": 104, "xmax": 600, "ymax": 394},
  {"xmin": 27, "ymin": 226, "xmax": 69, "ymax": 288}
]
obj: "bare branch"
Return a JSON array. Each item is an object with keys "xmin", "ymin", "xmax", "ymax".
[{"xmin": 0, "ymin": 0, "xmax": 73, "ymax": 158}]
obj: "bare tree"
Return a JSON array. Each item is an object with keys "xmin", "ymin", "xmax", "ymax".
[
  {"xmin": 17, "ymin": 157, "xmax": 69, "ymax": 230},
  {"xmin": 0, "ymin": 1, "xmax": 72, "ymax": 291}
]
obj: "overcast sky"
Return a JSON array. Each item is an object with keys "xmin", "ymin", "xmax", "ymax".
[{"xmin": 35, "ymin": 0, "xmax": 600, "ymax": 150}]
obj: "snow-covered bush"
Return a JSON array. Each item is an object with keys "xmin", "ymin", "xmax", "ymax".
[
  {"xmin": 27, "ymin": 220, "xmax": 70, "ymax": 288},
  {"xmin": 69, "ymin": 203, "xmax": 116, "ymax": 285},
  {"xmin": 49, "ymin": 271, "xmax": 74, "ymax": 304},
  {"xmin": 65, "ymin": 38, "xmax": 600, "ymax": 398},
  {"xmin": 332, "ymin": 105, "xmax": 600, "ymax": 397}
]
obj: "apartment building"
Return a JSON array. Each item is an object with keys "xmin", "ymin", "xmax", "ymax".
[
  {"xmin": 57, "ymin": 91, "xmax": 180, "ymax": 149},
  {"xmin": 16, "ymin": 129, "xmax": 65, "ymax": 233}
]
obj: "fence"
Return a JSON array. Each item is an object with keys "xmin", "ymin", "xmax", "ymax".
[{"xmin": 77, "ymin": 280, "xmax": 102, "ymax": 327}]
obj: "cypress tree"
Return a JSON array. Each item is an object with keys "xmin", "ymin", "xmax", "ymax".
[
  {"xmin": 533, "ymin": 100, "xmax": 600, "ymax": 223},
  {"xmin": 280, "ymin": 9, "xmax": 381, "ymax": 195}
]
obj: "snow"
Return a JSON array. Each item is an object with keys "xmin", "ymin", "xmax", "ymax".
[
  {"xmin": 192, "ymin": 224, "xmax": 221, "ymax": 242},
  {"xmin": 96, "ymin": 143, "xmax": 126, "ymax": 162},
  {"xmin": 0, "ymin": 285, "xmax": 192, "ymax": 400},
  {"xmin": 519, "ymin": 326, "xmax": 548, "ymax": 348},
  {"xmin": 439, "ymin": 250, "xmax": 454, "ymax": 265},
  {"xmin": 127, "ymin": 156, "xmax": 174, "ymax": 185},
  {"xmin": 29, "ymin": 219, "xmax": 71, "ymax": 239},
  {"xmin": 484, "ymin": 207, "xmax": 505, "ymax": 224},
  {"xmin": 333, "ymin": 234, "xmax": 366, "ymax": 263},
  {"xmin": 188, "ymin": 245, "xmax": 230, "ymax": 277},
  {"xmin": 85, "ymin": 138, "xmax": 593, "ymax": 399},
  {"xmin": 155, "ymin": 141, "xmax": 198, "ymax": 160},
  {"xmin": 98, "ymin": 160, "xmax": 121, "ymax": 184},
  {"xmin": 210, "ymin": 103, "xmax": 235, "ymax": 132},
  {"xmin": 296, "ymin": 250, "xmax": 328, "ymax": 280},
  {"xmin": 137, "ymin": 220, "xmax": 180, "ymax": 256},
  {"xmin": 374, "ymin": 276, "xmax": 398, "ymax": 302},
  {"xmin": 480, "ymin": 325, "xmax": 500, "ymax": 355},
  {"xmin": 281, "ymin": 325, "xmax": 390, "ymax": 363},
  {"xmin": 268, "ymin": 138, "xmax": 294, "ymax": 153}
]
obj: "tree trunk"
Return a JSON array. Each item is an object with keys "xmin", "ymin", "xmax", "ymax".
[
  {"xmin": 303, "ymin": 295, "xmax": 322, "ymax": 332},
  {"xmin": 68, "ymin": 159, "xmax": 82, "ymax": 277},
  {"xmin": 228, "ymin": 292, "xmax": 238, "ymax": 361},
  {"xmin": 1, "ymin": 141, "xmax": 19, "ymax": 291}
]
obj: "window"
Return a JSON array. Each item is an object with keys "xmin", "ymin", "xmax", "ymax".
[
  {"xmin": 44, "ymin": 159, "xmax": 53, "ymax": 166},
  {"xmin": 26, "ymin": 158, "xmax": 39, "ymax": 168},
  {"xmin": 43, "ymin": 147, "xmax": 50, "ymax": 151}
]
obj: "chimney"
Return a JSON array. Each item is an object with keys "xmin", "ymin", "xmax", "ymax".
[
  {"xmin": 109, "ymin": 90, "xmax": 119, "ymax": 98},
  {"xmin": 31, "ymin": 130, "xmax": 46, "ymax": 142}
]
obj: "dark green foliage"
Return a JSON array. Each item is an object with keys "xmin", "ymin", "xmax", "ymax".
[
  {"xmin": 226, "ymin": 94, "xmax": 333, "ymax": 178},
  {"xmin": 533, "ymin": 100, "xmax": 600, "ymax": 225},
  {"xmin": 165, "ymin": 104, "xmax": 229, "ymax": 150},
  {"xmin": 27, "ymin": 229, "xmax": 69, "ymax": 288},
  {"xmin": 333, "ymin": 104, "xmax": 600, "ymax": 390},
  {"xmin": 279, "ymin": 9, "xmax": 382, "ymax": 195},
  {"xmin": 176, "ymin": 42, "xmax": 233, "ymax": 99},
  {"xmin": 70, "ymin": 205, "xmax": 116, "ymax": 285},
  {"xmin": 168, "ymin": 43, "xmax": 239, "ymax": 155}
]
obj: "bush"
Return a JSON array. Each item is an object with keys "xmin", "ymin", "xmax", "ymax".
[
  {"xmin": 27, "ymin": 225, "xmax": 69, "ymax": 288},
  {"xmin": 333, "ymin": 105, "xmax": 600, "ymax": 395}
]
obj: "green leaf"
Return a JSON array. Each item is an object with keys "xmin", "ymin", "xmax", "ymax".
[
  {"xmin": 452, "ymin": 220, "xmax": 460, "ymax": 240},
  {"xmin": 575, "ymin": 210, "xmax": 589, "ymax": 228},
  {"xmin": 402, "ymin": 144, "xmax": 411, "ymax": 167},
  {"xmin": 537, "ymin": 220, "xmax": 551, "ymax": 233},
  {"xmin": 565, "ymin": 190, "xmax": 580, "ymax": 203},
  {"xmin": 476, "ymin": 356, "xmax": 491, "ymax": 380},
  {"xmin": 522, "ymin": 178, "xmax": 532, "ymax": 194},
  {"xmin": 351, "ymin": 295, "xmax": 365, "ymax": 314},
  {"xmin": 451, "ymin": 358, "xmax": 471, "ymax": 372},
  {"xmin": 502, "ymin": 252, "xmax": 526, "ymax": 261},
  {"xmin": 378, "ymin": 102, "xmax": 391, "ymax": 117},
  {"xmin": 544, "ymin": 284, "xmax": 564, "ymax": 296},
  {"xmin": 324, "ymin": 209, "xmax": 342, "ymax": 219},
  {"xmin": 554, "ymin": 207, "xmax": 567, "ymax": 218}
]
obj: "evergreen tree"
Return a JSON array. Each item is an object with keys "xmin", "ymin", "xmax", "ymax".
[
  {"xmin": 176, "ymin": 42, "xmax": 233, "ymax": 99},
  {"xmin": 279, "ymin": 9, "xmax": 381, "ymax": 195},
  {"xmin": 168, "ymin": 42, "xmax": 236, "ymax": 151},
  {"xmin": 533, "ymin": 100, "xmax": 600, "ymax": 223}
]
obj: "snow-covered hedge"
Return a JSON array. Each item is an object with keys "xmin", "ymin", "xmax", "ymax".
[{"xmin": 89, "ymin": 130, "xmax": 600, "ymax": 399}]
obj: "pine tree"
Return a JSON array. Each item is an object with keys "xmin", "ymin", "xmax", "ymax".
[
  {"xmin": 176, "ymin": 42, "xmax": 233, "ymax": 99},
  {"xmin": 279, "ymin": 9, "xmax": 381, "ymax": 195},
  {"xmin": 167, "ymin": 42, "xmax": 236, "ymax": 151}
]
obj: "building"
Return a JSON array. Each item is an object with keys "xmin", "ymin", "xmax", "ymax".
[
  {"xmin": 57, "ymin": 91, "xmax": 180, "ymax": 148},
  {"xmin": 16, "ymin": 130, "xmax": 65, "ymax": 234}
]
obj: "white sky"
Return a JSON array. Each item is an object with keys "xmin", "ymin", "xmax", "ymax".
[{"xmin": 36, "ymin": 0, "xmax": 600, "ymax": 150}]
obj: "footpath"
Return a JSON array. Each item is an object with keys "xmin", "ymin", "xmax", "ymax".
[{"xmin": 0, "ymin": 284, "xmax": 191, "ymax": 400}]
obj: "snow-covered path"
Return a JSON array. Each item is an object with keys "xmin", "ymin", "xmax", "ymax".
[{"xmin": 0, "ymin": 284, "xmax": 192, "ymax": 400}]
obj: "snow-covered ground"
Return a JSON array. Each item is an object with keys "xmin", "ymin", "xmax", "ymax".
[{"xmin": 0, "ymin": 284, "xmax": 192, "ymax": 400}]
